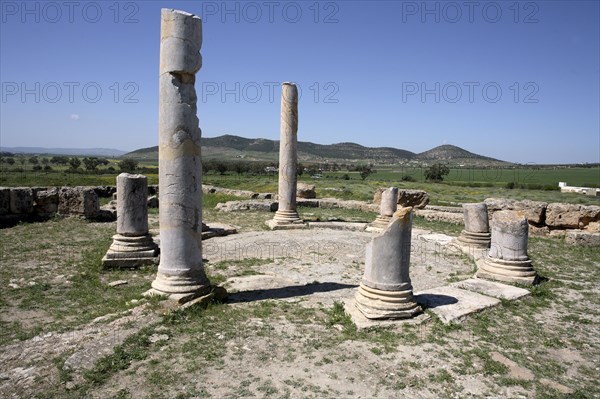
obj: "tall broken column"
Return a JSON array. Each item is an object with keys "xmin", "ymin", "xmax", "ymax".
[
  {"xmin": 102, "ymin": 173, "xmax": 158, "ymax": 268},
  {"xmin": 457, "ymin": 202, "xmax": 491, "ymax": 248},
  {"xmin": 367, "ymin": 187, "xmax": 398, "ymax": 232},
  {"xmin": 267, "ymin": 82, "xmax": 306, "ymax": 230},
  {"xmin": 355, "ymin": 207, "xmax": 422, "ymax": 319},
  {"xmin": 149, "ymin": 9, "xmax": 213, "ymax": 302},
  {"xmin": 477, "ymin": 210, "xmax": 538, "ymax": 285}
]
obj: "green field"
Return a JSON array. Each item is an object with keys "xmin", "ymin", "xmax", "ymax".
[{"xmin": 1, "ymin": 161, "xmax": 598, "ymax": 207}]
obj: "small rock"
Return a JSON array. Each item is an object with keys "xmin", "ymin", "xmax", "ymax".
[
  {"xmin": 27, "ymin": 281, "xmax": 37, "ymax": 286},
  {"xmin": 149, "ymin": 333, "xmax": 169, "ymax": 343},
  {"xmin": 65, "ymin": 381, "xmax": 76, "ymax": 390},
  {"xmin": 8, "ymin": 283, "xmax": 19, "ymax": 289},
  {"xmin": 108, "ymin": 280, "xmax": 128, "ymax": 287}
]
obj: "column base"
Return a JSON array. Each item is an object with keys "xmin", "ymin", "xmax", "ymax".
[
  {"xmin": 102, "ymin": 234, "xmax": 159, "ymax": 268},
  {"xmin": 148, "ymin": 270, "xmax": 213, "ymax": 303},
  {"xmin": 354, "ymin": 282, "xmax": 422, "ymax": 319},
  {"xmin": 144, "ymin": 284, "xmax": 228, "ymax": 305},
  {"xmin": 457, "ymin": 230, "xmax": 491, "ymax": 248},
  {"xmin": 266, "ymin": 210, "xmax": 307, "ymax": 230},
  {"xmin": 476, "ymin": 256, "xmax": 538, "ymax": 285},
  {"xmin": 365, "ymin": 215, "xmax": 392, "ymax": 232}
]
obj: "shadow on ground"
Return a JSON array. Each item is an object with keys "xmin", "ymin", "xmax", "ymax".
[{"xmin": 226, "ymin": 281, "xmax": 357, "ymax": 303}]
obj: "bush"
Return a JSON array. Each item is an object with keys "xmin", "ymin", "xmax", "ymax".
[
  {"xmin": 342, "ymin": 174, "xmax": 350, "ymax": 180},
  {"xmin": 401, "ymin": 175, "xmax": 416, "ymax": 182},
  {"xmin": 425, "ymin": 163, "xmax": 450, "ymax": 182},
  {"xmin": 505, "ymin": 182, "xmax": 515, "ymax": 189},
  {"xmin": 119, "ymin": 159, "xmax": 138, "ymax": 173}
]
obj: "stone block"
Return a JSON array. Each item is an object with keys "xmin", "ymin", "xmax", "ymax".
[
  {"xmin": 451, "ymin": 278, "xmax": 530, "ymax": 300},
  {"xmin": 147, "ymin": 195, "xmax": 159, "ymax": 208},
  {"xmin": 9, "ymin": 187, "xmax": 33, "ymax": 214},
  {"xmin": 546, "ymin": 203, "xmax": 600, "ymax": 229},
  {"xmin": 565, "ymin": 231, "xmax": 600, "ymax": 247},
  {"xmin": 58, "ymin": 187, "xmax": 100, "ymax": 218},
  {"xmin": 296, "ymin": 183, "xmax": 316, "ymax": 199},
  {"xmin": 34, "ymin": 188, "xmax": 59, "ymax": 215},
  {"xmin": 0, "ymin": 187, "xmax": 10, "ymax": 215},
  {"xmin": 215, "ymin": 200, "xmax": 278, "ymax": 212},
  {"xmin": 374, "ymin": 188, "xmax": 429, "ymax": 209},
  {"xmin": 414, "ymin": 286, "xmax": 500, "ymax": 324},
  {"xmin": 484, "ymin": 198, "xmax": 547, "ymax": 225}
]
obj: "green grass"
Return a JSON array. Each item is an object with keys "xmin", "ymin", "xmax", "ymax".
[
  {"xmin": 0, "ymin": 218, "xmax": 157, "ymax": 345},
  {"xmin": 1, "ymin": 164, "xmax": 598, "ymax": 206}
]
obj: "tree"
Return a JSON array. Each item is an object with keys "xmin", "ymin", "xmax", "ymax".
[
  {"xmin": 297, "ymin": 163, "xmax": 304, "ymax": 177},
  {"xmin": 119, "ymin": 159, "xmax": 138, "ymax": 173},
  {"xmin": 356, "ymin": 164, "xmax": 374, "ymax": 180},
  {"xmin": 83, "ymin": 157, "xmax": 100, "ymax": 171},
  {"xmin": 51, "ymin": 156, "xmax": 69, "ymax": 165},
  {"xmin": 6, "ymin": 157, "xmax": 15, "ymax": 165},
  {"xmin": 29, "ymin": 156, "xmax": 39, "ymax": 164},
  {"xmin": 424, "ymin": 163, "xmax": 450, "ymax": 182},
  {"xmin": 214, "ymin": 161, "xmax": 228, "ymax": 175},
  {"xmin": 233, "ymin": 161, "xmax": 248, "ymax": 175},
  {"xmin": 68, "ymin": 157, "xmax": 81, "ymax": 170}
]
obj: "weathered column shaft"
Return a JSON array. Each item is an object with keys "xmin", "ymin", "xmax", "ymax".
[
  {"xmin": 117, "ymin": 173, "xmax": 149, "ymax": 236},
  {"xmin": 457, "ymin": 202, "xmax": 491, "ymax": 248},
  {"xmin": 367, "ymin": 187, "xmax": 398, "ymax": 231},
  {"xmin": 151, "ymin": 9, "xmax": 209, "ymax": 296},
  {"xmin": 463, "ymin": 203, "xmax": 489, "ymax": 233},
  {"xmin": 477, "ymin": 210, "xmax": 538, "ymax": 285},
  {"xmin": 355, "ymin": 207, "xmax": 421, "ymax": 319},
  {"xmin": 380, "ymin": 187, "xmax": 398, "ymax": 217},
  {"xmin": 267, "ymin": 83, "xmax": 306, "ymax": 229},
  {"xmin": 103, "ymin": 173, "xmax": 158, "ymax": 268},
  {"xmin": 489, "ymin": 211, "xmax": 529, "ymax": 261},
  {"xmin": 277, "ymin": 82, "xmax": 299, "ymax": 213}
]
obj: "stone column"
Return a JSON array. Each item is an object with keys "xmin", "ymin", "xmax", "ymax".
[
  {"xmin": 477, "ymin": 210, "xmax": 538, "ymax": 284},
  {"xmin": 355, "ymin": 207, "xmax": 421, "ymax": 319},
  {"xmin": 102, "ymin": 173, "xmax": 158, "ymax": 268},
  {"xmin": 366, "ymin": 187, "xmax": 398, "ymax": 232},
  {"xmin": 267, "ymin": 82, "xmax": 306, "ymax": 230},
  {"xmin": 457, "ymin": 203, "xmax": 491, "ymax": 248},
  {"xmin": 149, "ymin": 9, "xmax": 214, "ymax": 302}
]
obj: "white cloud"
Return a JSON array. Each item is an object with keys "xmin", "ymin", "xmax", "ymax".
[{"xmin": 70, "ymin": 114, "xmax": 80, "ymax": 120}]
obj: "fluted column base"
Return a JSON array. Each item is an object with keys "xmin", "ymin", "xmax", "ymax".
[
  {"xmin": 476, "ymin": 256, "xmax": 538, "ymax": 285},
  {"xmin": 145, "ymin": 271, "xmax": 229, "ymax": 304},
  {"xmin": 102, "ymin": 234, "xmax": 159, "ymax": 268},
  {"xmin": 457, "ymin": 230, "xmax": 491, "ymax": 248},
  {"xmin": 365, "ymin": 215, "xmax": 392, "ymax": 232},
  {"xmin": 354, "ymin": 282, "xmax": 422, "ymax": 319},
  {"xmin": 266, "ymin": 210, "xmax": 307, "ymax": 230}
]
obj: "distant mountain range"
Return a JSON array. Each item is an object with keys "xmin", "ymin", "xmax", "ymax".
[
  {"xmin": 126, "ymin": 134, "xmax": 510, "ymax": 166},
  {"xmin": 1, "ymin": 147, "xmax": 127, "ymax": 157}
]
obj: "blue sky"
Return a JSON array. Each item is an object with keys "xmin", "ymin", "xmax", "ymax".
[{"xmin": 1, "ymin": 0, "xmax": 599, "ymax": 164}]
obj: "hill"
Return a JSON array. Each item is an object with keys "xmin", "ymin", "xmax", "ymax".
[
  {"xmin": 0, "ymin": 147, "xmax": 127, "ymax": 157},
  {"xmin": 415, "ymin": 144, "xmax": 506, "ymax": 165},
  {"xmin": 124, "ymin": 134, "xmax": 510, "ymax": 166}
]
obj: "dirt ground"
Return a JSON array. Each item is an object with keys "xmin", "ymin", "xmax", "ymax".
[{"xmin": 0, "ymin": 216, "xmax": 598, "ymax": 398}]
